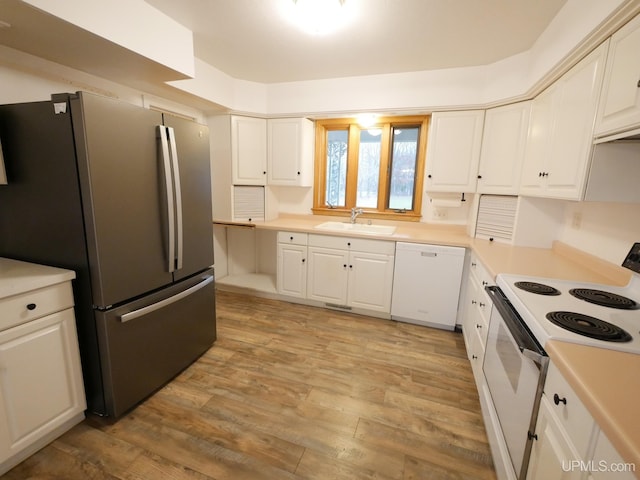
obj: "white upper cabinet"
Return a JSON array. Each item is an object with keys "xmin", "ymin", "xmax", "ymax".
[
  {"xmin": 267, "ymin": 118, "xmax": 314, "ymax": 187},
  {"xmin": 231, "ymin": 116, "xmax": 267, "ymax": 185},
  {"xmin": 425, "ymin": 110, "xmax": 485, "ymax": 193},
  {"xmin": 477, "ymin": 102, "xmax": 531, "ymax": 194},
  {"xmin": 595, "ymin": 13, "xmax": 640, "ymax": 136},
  {"xmin": 520, "ymin": 42, "xmax": 607, "ymax": 200}
]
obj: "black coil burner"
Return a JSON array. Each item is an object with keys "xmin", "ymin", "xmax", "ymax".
[
  {"xmin": 546, "ymin": 311, "xmax": 633, "ymax": 342},
  {"xmin": 569, "ymin": 288, "xmax": 637, "ymax": 310},
  {"xmin": 514, "ymin": 281, "xmax": 561, "ymax": 296}
]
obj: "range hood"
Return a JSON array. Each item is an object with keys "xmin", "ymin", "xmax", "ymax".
[{"xmin": 583, "ymin": 127, "xmax": 640, "ymax": 203}]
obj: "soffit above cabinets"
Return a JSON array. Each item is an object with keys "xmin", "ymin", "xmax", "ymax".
[{"xmin": 0, "ymin": 0, "xmax": 195, "ymax": 92}]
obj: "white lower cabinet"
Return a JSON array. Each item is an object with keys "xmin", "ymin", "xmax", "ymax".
[
  {"xmin": 277, "ymin": 232, "xmax": 308, "ymax": 298},
  {"xmin": 0, "ymin": 262, "xmax": 85, "ymax": 476},
  {"xmin": 527, "ymin": 361, "xmax": 634, "ymax": 480},
  {"xmin": 306, "ymin": 234, "xmax": 395, "ymax": 314},
  {"xmin": 527, "ymin": 395, "xmax": 584, "ymax": 480}
]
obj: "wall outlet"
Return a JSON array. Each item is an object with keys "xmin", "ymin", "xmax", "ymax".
[
  {"xmin": 433, "ymin": 208, "xmax": 448, "ymax": 220},
  {"xmin": 572, "ymin": 212, "xmax": 582, "ymax": 229}
]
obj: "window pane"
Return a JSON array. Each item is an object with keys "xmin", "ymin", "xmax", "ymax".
[
  {"xmin": 388, "ymin": 126, "xmax": 419, "ymax": 210},
  {"xmin": 356, "ymin": 128, "xmax": 381, "ymax": 208},
  {"xmin": 325, "ymin": 129, "xmax": 348, "ymax": 207}
]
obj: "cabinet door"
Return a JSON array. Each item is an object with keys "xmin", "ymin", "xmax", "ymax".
[
  {"xmin": 595, "ymin": 14, "xmax": 640, "ymax": 136},
  {"xmin": 520, "ymin": 86, "xmax": 556, "ymax": 196},
  {"xmin": 231, "ymin": 116, "xmax": 267, "ymax": 185},
  {"xmin": 0, "ymin": 309, "xmax": 85, "ymax": 461},
  {"xmin": 527, "ymin": 396, "xmax": 583, "ymax": 480},
  {"xmin": 267, "ymin": 118, "xmax": 314, "ymax": 186},
  {"xmin": 425, "ymin": 111, "xmax": 484, "ymax": 193},
  {"xmin": 347, "ymin": 251, "xmax": 394, "ymax": 313},
  {"xmin": 277, "ymin": 243, "xmax": 307, "ymax": 298},
  {"xmin": 478, "ymin": 102, "xmax": 531, "ymax": 194},
  {"xmin": 544, "ymin": 43, "xmax": 607, "ymax": 200},
  {"xmin": 306, "ymin": 246, "xmax": 349, "ymax": 304}
]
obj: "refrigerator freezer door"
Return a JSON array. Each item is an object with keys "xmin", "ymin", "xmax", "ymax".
[
  {"xmin": 162, "ymin": 114, "xmax": 214, "ymax": 281},
  {"xmin": 71, "ymin": 93, "xmax": 172, "ymax": 308},
  {"xmin": 94, "ymin": 269, "xmax": 216, "ymax": 417}
]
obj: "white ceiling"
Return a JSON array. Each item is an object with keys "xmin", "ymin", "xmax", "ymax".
[{"xmin": 145, "ymin": 0, "xmax": 568, "ymax": 84}]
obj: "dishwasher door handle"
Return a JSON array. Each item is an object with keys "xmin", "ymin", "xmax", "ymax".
[{"xmin": 420, "ymin": 251, "xmax": 437, "ymax": 257}]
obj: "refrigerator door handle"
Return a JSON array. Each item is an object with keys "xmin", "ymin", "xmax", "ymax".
[
  {"xmin": 119, "ymin": 275, "xmax": 214, "ymax": 323},
  {"xmin": 167, "ymin": 126, "xmax": 183, "ymax": 271},
  {"xmin": 157, "ymin": 125, "xmax": 176, "ymax": 273}
]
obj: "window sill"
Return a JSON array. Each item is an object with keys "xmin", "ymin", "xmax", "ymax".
[{"xmin": 311, "ymin": 207, "xmax": 421, "ymax": 222}]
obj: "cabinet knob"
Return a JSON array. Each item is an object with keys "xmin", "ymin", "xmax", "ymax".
[
  {"xmin": 343, "ymin": 264, "xmax": 347, "ymax": 268},
  {"xmin": 471, "ymin": 262, "xmax": 477, "ymax": 267},
  {"xmin": 637, "ymin": 79, "xmax": 640, "ymax": 88},
  {"xmin": 302, "ymin": 258, "xmax": 306, "ymax": 263},
  {"xmin": 471, "ymin": 300, "xmax": 477, "ymax": 305},
  {"xmin": 553, "ymin": 393, "xmax": 567, "ymax": 406},
  {"xmin": 471, "ymin": 354, "xmax": 478, "ymax": 360},
  {"xmin": 26, "ymin": 303, "xmax": 37, "ymax": 311},
  {"xmin": 349, "ymin": 265, "xmax": 353, "ymax": 269},
  {"xmin": 263, "ymin": 171, "xmax": 266, "ymax": 175},
  {"xmin": 528, "ymin": 432, "xmax": 538, "ymax": 441},
  {"xmin": 290, "ymin": 236, "xmax": 294, "ymax": 240},
  {"xmin": 477, "ymin": 175, "xmax": 482, "ymax": 179},
  {"xmin": 476, "ymin": 324, "xmax": 482, "ymax": 329},
  {"xmin": 248, "ymin": 218, "xmax": 252, "ymax": 222},
  {"xmin": 347, "ymin": 242, "xmax": 351, "ymax": 246},
  {"xmin": 297, "ymin": 171, "xmax": 301, "ymax": 175},
  {"xmin": 479, "ymin": 302, "xmax": 486, "ymax": 308},
  {"xmin": 482, "ymin": 281, "xmax": 488, "ymax": 286},
  {"xmin": 427, "ymin": 174, "xmax": 432, "ymax": 178}
]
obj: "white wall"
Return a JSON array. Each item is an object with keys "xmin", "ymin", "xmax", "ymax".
[{"xmin": 558, "ymin": 202, "xmax": 640, "ymax": 265}]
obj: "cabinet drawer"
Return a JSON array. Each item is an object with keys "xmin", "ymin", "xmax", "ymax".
[
  {"xmin": 544, "ymin": 361, "xmax": 596, "ymax": 458},
  {"xmin": 469, "ymin": 252, "xmax": 494, "ymax": 289},
  {"xmin": 277, "ymin": 231, "xmax": 308, "ymax": 245},
  {"xmin": 308, "ymin": 234, "xmax": 395, "ymax": 255},
  {"xmin": 0, "ymin": 282, "xmax": 74, "ymax": 332}
]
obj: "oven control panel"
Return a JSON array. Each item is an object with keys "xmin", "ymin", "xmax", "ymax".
[{"xmin": 622, "ymin": 242, "xmax": 640, "ymax": 274}]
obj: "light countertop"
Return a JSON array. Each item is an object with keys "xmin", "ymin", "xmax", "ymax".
[
  {"xmin": 547, "ymin": 340, "xmax": 640, "ymax": 476},
  {"xmin": 215, "ymin": 214, "xmax": 637, "ymax": 468},
  {"xmin": 0, "ymin": 257, "xmax": 76, "ymax": 299}
]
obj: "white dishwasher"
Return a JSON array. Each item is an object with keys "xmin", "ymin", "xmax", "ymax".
[{"xmin": 391, "ymin": 242, "xmax": 465, "ymax": 330}]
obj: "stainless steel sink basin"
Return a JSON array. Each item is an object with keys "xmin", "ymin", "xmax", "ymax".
[{"xmin": 313, "ymin": 221, "xmax": 396, "ymax": 236}]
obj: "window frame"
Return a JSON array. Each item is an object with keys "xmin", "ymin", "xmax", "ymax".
[{"xmin": 312, "ymin": 115, "xmax": 430, "ymax": 221}]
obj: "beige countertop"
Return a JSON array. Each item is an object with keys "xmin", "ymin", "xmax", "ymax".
[
  {"xmin": 0, "ymin": 257, "xmax": 76, "ymax": 299},
  {"xmin": 547, "ymin": 341, "xmax": 640, "ymax": 476},
  {"xmin": 215, "ymin": 214, "xmax": 637, "ymax": 469}
]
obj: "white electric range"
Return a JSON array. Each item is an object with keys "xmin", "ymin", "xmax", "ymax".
[{"xmin": 495, "ymin": 242, "xmax": 640, "ymax": 355}]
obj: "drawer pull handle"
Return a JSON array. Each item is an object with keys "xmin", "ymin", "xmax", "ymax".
[
  {"xmin": 553, "ymin": 393, "xmax": 567, "ymax": 406},
  {"xmin": 26, "ymin": 303, "xmax": 37, "ymax": 311}
]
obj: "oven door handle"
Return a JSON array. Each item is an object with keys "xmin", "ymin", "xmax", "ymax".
[
  {"xmin": 485, "ymin": 285, "xmax": 547, "ymax": 367},
  {"xmin": 522, "ymin": 348, "xmax": 546, "ymax": 365}
]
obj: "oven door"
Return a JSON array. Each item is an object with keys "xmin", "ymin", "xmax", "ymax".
[{"xmin": 483, "ymin": 286, "xmax": 548, "ymax": 480}]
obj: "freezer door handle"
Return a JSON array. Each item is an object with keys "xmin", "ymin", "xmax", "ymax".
[
  {"xmin": 166, "ymin": 126, "xmax": 183, "ymax": 271},
  {"xmin": 119, "ymin": 275, "xmax": 214, "ymax": 323},
  {"xmin": 158, "ymin": 125, "xmax": 176, "ymax": 273}
]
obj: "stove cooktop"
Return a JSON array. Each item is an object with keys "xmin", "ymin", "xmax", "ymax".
[{"xmin": 497, "ymin": 273, "xmax": 640, "ymax": 354}]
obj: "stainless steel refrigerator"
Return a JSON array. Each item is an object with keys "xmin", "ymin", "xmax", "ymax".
[{"xmin": 0, "ymin": 91, "xmax": 216, "ymax": 418}]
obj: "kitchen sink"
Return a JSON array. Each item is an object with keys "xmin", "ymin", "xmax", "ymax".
[{"xmin": 313, "ymin": 221, "xmax": 396, "ymax": 236}]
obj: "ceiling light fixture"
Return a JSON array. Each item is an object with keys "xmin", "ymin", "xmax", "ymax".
[{"xmin": 287, "ymin": 0, "xmax": 352, "ymax": 35}]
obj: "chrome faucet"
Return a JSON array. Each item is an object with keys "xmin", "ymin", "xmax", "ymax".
[{"xmin": 350, "ymin": 207, "xmax": 364, "ymax": 224}]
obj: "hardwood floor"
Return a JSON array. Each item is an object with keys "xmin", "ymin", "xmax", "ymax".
[{"xmin": 4, "ymin": 290, "xmax": 496, "ymax": 480}]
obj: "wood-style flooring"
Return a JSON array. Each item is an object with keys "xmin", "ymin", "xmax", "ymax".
[{"xmin": 4, "ymin": 290, "xmax": 496, "ymax": 480}]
